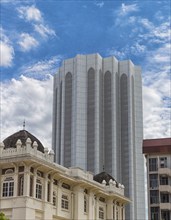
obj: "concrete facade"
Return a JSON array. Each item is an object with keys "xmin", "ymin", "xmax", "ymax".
[
  {"xmin": 0, "ymin": 131, "xmax": 129, "ymax": 220},
  {"xmin": 143, "ymin": 138, "xmax": 171, "ymax": 220},
  {"xmin": 52, "ymin": 53, "xmax": 146, "ymax": 220}
]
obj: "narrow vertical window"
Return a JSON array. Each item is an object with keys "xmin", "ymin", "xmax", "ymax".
[
  {"xmin": 99, "ymin": 206, "xmax": 104, "ymax": 219},
  {"xmin": 18, "ymin": 174, "xmax": 24, "ymax": 196},
  {"xmin": 47, "ymin": 181, "xmax": 50, "ymax": 202},
  {"xmin": 64, "ymin": 72, "xmax": 72, "ymax": 167},
  {"xmin": 53, "ymin": 191, "xmax": 57, "ymax": 206},
  {"xmin": 104, "ymin": 71, "xmax": 112, "ymax": 174},
  {"xmin": 120, "ymin": 74, "xmax": 129, "ymax": 196},
  {"xmin": 59, "ymin": 82, "xmax": 62, "ymax": 164},
  {"xmin": 87, "ymin": 68, "xmax": 95, "ymax": 173},
  {"xmin": 84, "ymin": 195, "xmax": 88, "ymax": 213},
  {"xmin": 30, "ymin": 175, "xmax": 33, "ymax": 197}
]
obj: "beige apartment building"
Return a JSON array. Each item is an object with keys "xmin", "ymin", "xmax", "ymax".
[
  {"xmin": 0, "ymin": 129, "xmax": 130, "ymax": 220},
  {"xmin": 143, "ymin": 138, "xmax": 171, "ymax": 220}
]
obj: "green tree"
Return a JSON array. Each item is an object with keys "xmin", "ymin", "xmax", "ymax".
[{"xmin": 0, "ymin": 212, "xmax": 9, "ymax": 220}]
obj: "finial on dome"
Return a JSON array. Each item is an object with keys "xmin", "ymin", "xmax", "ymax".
[{"xmin": 23, "ymin": 119, "xmax": 26, "ymax": 130}]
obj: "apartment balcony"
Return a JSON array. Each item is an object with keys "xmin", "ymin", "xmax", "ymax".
[
  {"xmin": 160, "ymin": 203, "xmax": 171, "ymax": 210},
  {"xmin": 158, "ymin": 168, "xmax": 171, "ymax": 176},
  {"xmin": 159, "ymin": 185, "xmax": 171, "ymax": 193}
]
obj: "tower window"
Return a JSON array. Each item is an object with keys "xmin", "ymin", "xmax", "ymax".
[
  {"xmin": 84, "ymin": 195, "xmax": 88, "ymax": 213},
  {"xmin": 61, "ymin": 194, "xmax": 69, "ymax": 210},
  {"xmin": 2, "ymin": 177, "xmax": 14, "ymax": 197},
  {"xmin": 53, "ymin": 191, "xmax": 57, "ymax": 206},
  {"xmin": 36, "ymin": 179, "xmax": 42, "ymax": 199},
  {"xmin": 18, "ymin": 174, "xmax": 24, "ymax": 196},
  {"xmin": 99, "ymin": 206, "xmax": 104, "ymax": 219}
]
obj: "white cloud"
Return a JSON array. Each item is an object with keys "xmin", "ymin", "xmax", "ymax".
[
  {"xmin": 20, "ymin": 56, "xmax": 62, "ymax": 79},
  {"xmin": 34, "ymin": 24, "xmax": 56, "ymax": 37},
  {"xmin": 94, "ymin": 1, "xmax": 104, "ymax": 8},
  {"xmin": 120, "ymin": 3, "xmax": 139, "ymax": 16},
  {"xmin": 18, "ymin": 33, "xmax": 39, "ymax": 51},
  {"xmin": 1, "ymin": 75, "xmax": 53, "ymax": 148},
  {"xmin": 107, "ymin": 42, "xmax": 146, "ymax": 59},
  {"xmin": 0, "ymin": 28, "xmax": 14, "ymax": 67},
  {"xmin": 17, "ymin": 5, "xmax": 56, "ymax": 40},
  {"xmin": 142, "ymin": 42, "xmax": 171, "ymax": 139},
  {"xmin": 0, "ymin": 41, "xmax": 14, "ymax": 67},
  {"xmin": 17, "ymin": 5, "xmax": 42, "ymax": 22}
]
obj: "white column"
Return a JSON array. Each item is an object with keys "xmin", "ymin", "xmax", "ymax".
[
  {"xmin": 106, "ymin": 198, "xmax": 113, "ymax": 219},
  {"xmin": 33, "ymin": 169, "xmax": 37, "ymax": 198},
  {"xmin": 24, "ymin": 166, "xmax": 30, "ymax": 196},
  {"xmin": 88, "ymin": 192, "xmax": 95, "ymax": 220},
  {"xmin": 44, "ymin": 174, "xmax": 48, "ymax": 201}
]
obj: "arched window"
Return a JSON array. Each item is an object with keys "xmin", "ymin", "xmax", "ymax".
[
  {"xmin": 2, "ymin": 177, "xmax": 14, "ymax": 197},
  {"xmin": 87, "ymin": 68, "xmax": 95, "ymax": 173},
  {"xmin": 5, "ymin": 169, "xmax": 14, "ymax": 175},
  {"xmin": 61, "ymin": 194, "xmax": 69, "ymax": 210},
  {"xmin": 64, "ymin": 72, "xmax": 72, "ymax": 167},
  {"xmin": 104, "ymin": 71, "xmax": 112, "ymax": 173}
]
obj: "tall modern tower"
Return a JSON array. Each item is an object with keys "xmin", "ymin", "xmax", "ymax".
[{"xmin": 52, "ymin": 54, "xmax": 145, "ymax": 220}]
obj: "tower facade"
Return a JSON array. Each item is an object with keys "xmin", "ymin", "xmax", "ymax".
[{"xmin": 52, "ymin": 54, "xmax": 145, "ymax": 220}]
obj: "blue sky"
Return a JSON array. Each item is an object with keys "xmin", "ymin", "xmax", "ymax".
[{"xmin": 1, "ymin": 0, "xmax": 170, "ymax": 147}]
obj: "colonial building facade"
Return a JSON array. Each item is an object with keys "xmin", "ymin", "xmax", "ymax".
[
  {"xmin": 52, "ymin": 53, "xmax": 145, "ymax": 220},
  {"xmin": 0, "ymin": 130, "xmax": 129, "ymax": 220},
  {"xmin": 143, "ymin": 138, "xmax": 171, "ymax": 220}
]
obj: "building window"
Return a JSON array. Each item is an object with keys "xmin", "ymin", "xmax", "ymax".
[
  {"xmin": 116, "ymin": 205, "xmax": 119, "ymax": 220},
  {"xmin": 61, "ymin": 194, "xmax": 69, "ymax": 210},
  {"xmin": 62, "ymin": 182, "xmax": 70, "ymax": 190},
  {"xmin": 151, "ymin": 207, "xmax": 159, "ymax": 220},
  {"xmin": 47, "ymin": 181, "xmax": 50, "ymax": 202},
  {"xmin": 30, "ymin": 176, "xmax": 33, "ymax": 197},
  {"xmin": 84, "ymin": 195, "xmax": 88, "ymax": 213},
  {"xmin": 161, "ymin": 210, "xmax": 170, "ymax": 220},
  {"xmin": 87, "ymin": 68, "xmax": 95, "ymax": 173},
  {"xmin": 104, "ymin": 71, "xmax": 112, "ymax": 174},
  {"xmin": 150, "ymin": 190, "xmax": 159, "ymax": 204},
  {"xmin": 64, "ymin": 72, "xmax": 72, "ymax": 168},
  {"xmin": 53, "ymin": 191, "xmax": 57, "ymax": 206},
  {"xmin": 160, "ymin": 157, "xmax": 167, "ymax": 168},
  {"xmin": 149, "ymin": 158, "xmax": 158, "ymax": 171},
  {"xmin": 2, "ymin": 177, "xmax": 14, "ymax": 197},
  {"xmin": 160, "ymin": 175, "xmax": 168, "ymax": 185},
  {"xmin": 36, "ymin": 179, "xmax": 42, "ymax": 199},
  {"xmin": 160, "ymin": 193, "xmax": 169, "ymax": 203},
  {"xmin": 149, "ymin": 174, "xmax": 158, "ymax": 188},
  {"xmin": 99, "ymin": 207, "xmax": 104, "ymax": 219},
  {"xmin": 18, "ymin": 174, "xmax": 24, "ymax": 196}
]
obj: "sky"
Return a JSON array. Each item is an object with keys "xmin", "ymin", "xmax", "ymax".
[{"xmin": 0, "ymin": 0, "xmax": 170, "ymax": 148}]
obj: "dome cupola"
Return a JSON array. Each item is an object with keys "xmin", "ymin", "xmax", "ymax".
[{"xmin": 3, "ymin": 130, "xmax": 44, "ymax": 153}]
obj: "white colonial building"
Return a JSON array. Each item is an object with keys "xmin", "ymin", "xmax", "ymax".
[{"xmin": 0, "ymin": 130, "xmax": 130, "ymax": 220}]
